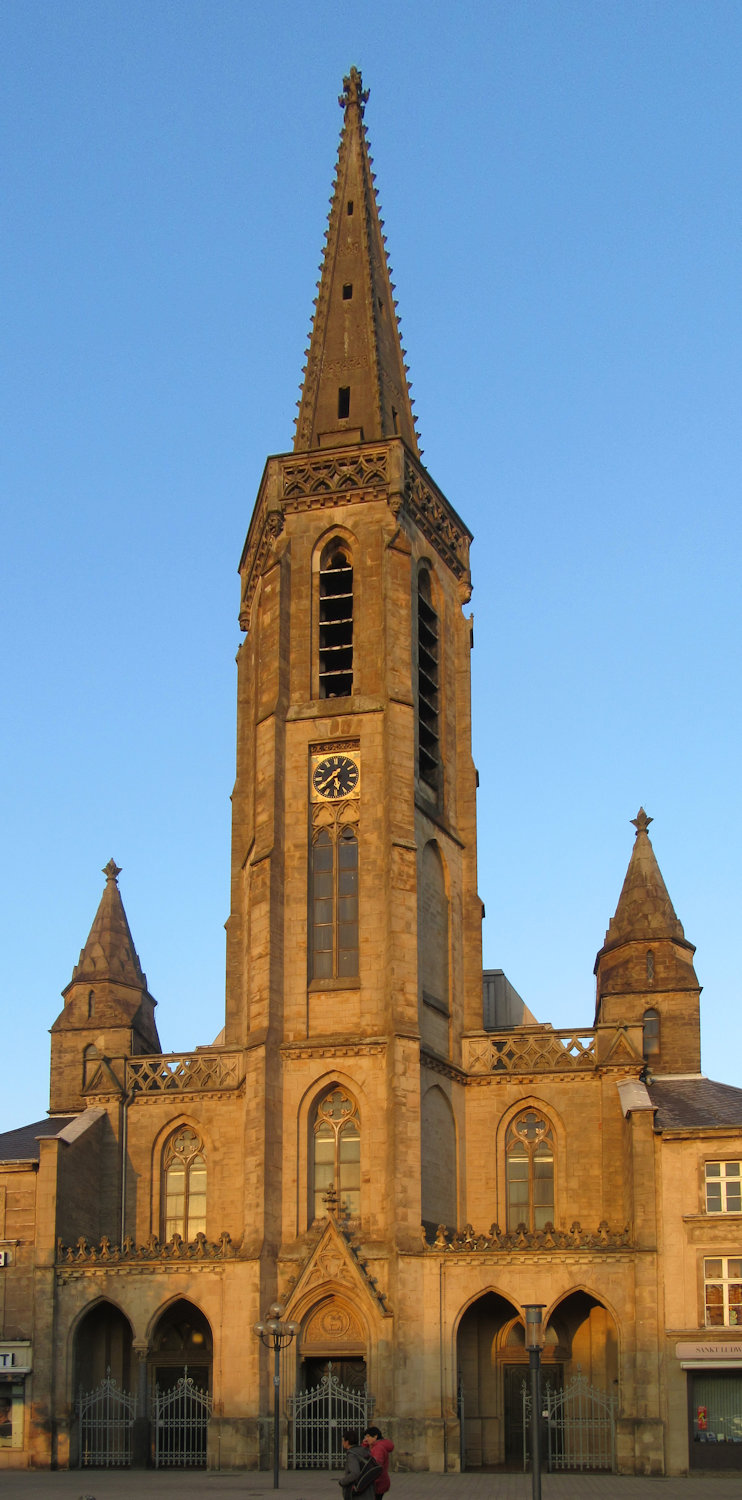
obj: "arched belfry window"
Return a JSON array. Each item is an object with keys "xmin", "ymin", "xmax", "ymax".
[
  {"xmin": 643, "ymin": 1007, "xmax": 660, "ymax": 1059},
  {"xmin": 319, "ymin": 542, "xmax": 353, "ymax": 698},
  {"xmin": 311, "ymin": 825, "xmax": 359, "ymax": 981},
  {"xmin": 417, "ymin": 568, "xmax": 440, "ymax": 788},
  {"xmin": 506, "ymin": 1110, "xmax": 555, "ymax": 1231},
  {"xmin": 163, "ymin": 1127, "xmax": 207, "ymax": 1241},
  {"xmin": 311, "ymin": 1087, "xmax": 360, "ymax": 1220}
]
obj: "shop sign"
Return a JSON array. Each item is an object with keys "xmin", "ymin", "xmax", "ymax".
[{"xmin": 676, "ymin": 1341, "xmax": 742, "ymax": 1361}]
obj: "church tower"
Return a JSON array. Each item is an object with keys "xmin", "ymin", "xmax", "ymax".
[
  {"xmin": 224, "ymin": 68, "xmax": 482, "ymax": 1264},
  {"xmin": 50, "ymin": 860, "xmax": 160, "ymax": 1113},
  {"xmin": 594, "ymin": 809, "xmax": 701, "ymax": 1074}
]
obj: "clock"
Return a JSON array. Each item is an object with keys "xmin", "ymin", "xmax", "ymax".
[{"xmin": 311, "ymin": 752, "xmax": 360, "ymax": 801}]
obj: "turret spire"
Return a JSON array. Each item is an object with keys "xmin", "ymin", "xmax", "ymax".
[
  {"xmin": 602, "ymin": 809, "xmax": 686, "ymax": 949},
  {"xmin": 294, "ymin": 68, "xmax": 420, "ymax": 455},
  {"xmin": 65, "ymin": 859, "xmax": 148, "ymax": 993}
]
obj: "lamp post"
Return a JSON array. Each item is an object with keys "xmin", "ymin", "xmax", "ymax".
[
  {"xmin": 253, "ymin": 1303, "xmax": 298, "ymax": 1488},
  {"xmin": 524, "ymin": 1304, "xmax": 545, "ymax": 1500}
]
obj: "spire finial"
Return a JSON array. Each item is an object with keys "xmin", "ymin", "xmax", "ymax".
[
  {"xmin": 102, "ymin": 859, "xmax": 122, "ymax": 883},
  {"xmin": 339, "ymin": 66, "xmax": 369, "ymax": 116},
  {"xmin": 630, "ymin": 808, "xmax": 653, "ymax": 837}
]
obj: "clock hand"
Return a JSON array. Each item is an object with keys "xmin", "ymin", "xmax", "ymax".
[{"xmin": 316, "ymin": 767, "xmax": 342, "ymax": 793}]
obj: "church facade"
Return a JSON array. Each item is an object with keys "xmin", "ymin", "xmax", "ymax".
[{"xmin": 2, "ymin": 69, "xmax": 741, "ymax": 1477}]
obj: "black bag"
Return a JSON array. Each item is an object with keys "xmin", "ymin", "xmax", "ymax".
[{"xmin": 351, "ymin": 1453, "xmax": 383, "ymax": 1497}]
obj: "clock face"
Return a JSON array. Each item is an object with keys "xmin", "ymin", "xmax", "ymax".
[{"xmin": 312, "ymin": 753, "xmax": 360, "ymax": 801}]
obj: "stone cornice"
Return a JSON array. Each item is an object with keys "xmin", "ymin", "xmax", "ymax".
[{"xmin": 280, "ymin": 1038, "xmax": 387, "ymax": 1061}]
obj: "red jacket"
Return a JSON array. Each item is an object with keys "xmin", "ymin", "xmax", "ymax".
[{"xmin": 365, "ymin": 1437, "xmax": 394, "ymax": 1494}]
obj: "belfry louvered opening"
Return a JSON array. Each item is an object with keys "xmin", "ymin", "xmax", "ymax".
[
  {"xmin": 417, "ymin": 569, "xmax": 440, "ymax": 786},
  {"xmin": 319, "ymin": 542, "xmax": 353, "ymax": 698}
]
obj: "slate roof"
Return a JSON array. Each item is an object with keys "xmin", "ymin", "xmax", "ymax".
[
  {"xmin": 0, "ymin": 1117, "xmax": 75, "ymax": 1162},
  {"xmin": 648, "ymin": 1078, "xmax": 742, "ymax": 1131}
]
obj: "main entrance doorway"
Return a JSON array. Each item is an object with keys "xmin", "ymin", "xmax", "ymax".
[{"xmin": 289, "ymin": 1360, "xmax": 373, "ymax": 1468}]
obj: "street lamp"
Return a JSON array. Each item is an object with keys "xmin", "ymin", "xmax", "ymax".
[
  {"xmin": 253, "ymin": 1303, "xmax": 299, "ymax": 1488},
  {"xmin": 524, "ymin": 1303, "xmax": 545, "ymax": 1500}
]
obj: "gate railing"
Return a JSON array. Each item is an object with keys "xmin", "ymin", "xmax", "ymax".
[
  {"xmin": 78, "ymin": 1371, "xmax": 136, "ymax": 1467},
  {"xmin": 522, "ymin": 1370, "xmax": 616, "ymax": 1473},
  {"xmin": 288, "ymin": 1364, "xmax": 374, "ymax": 1469},
  {"xmin": 153, "ymin": 1372, "xmax": 212, "ymax": 1468}
]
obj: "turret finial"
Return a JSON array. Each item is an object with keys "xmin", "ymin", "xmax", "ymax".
[
  {"xmin": 102, "ymin": 859, "xmax": 122, "ymax": 883},
  {"xmin": 339, "ymin": 66, "xmax": 369, "ymax": 115},
  {"xmin": 630, "ymin": 808, "xmax": 653, "ymax": 837}
]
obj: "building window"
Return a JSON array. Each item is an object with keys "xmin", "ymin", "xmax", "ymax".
[
  {"xmin": 312, "ymin": 1087, "xmax": 360, "ymax": 1220},
  {"xmin": 705, "ymin": 1257, "xmax": 742, "ymax": 1326},
  {"xmin": 706, "ymin": 1162, "xmax": 742, "ymax": 1214},
  {"xmin": 319, "ymin": 542, "xmax": 353, "ymax": 698},
  {"xmin": 506, "ymin": 1111, "xmax": 555, "ymax": 1231},
  {"xmin": 311, "ymin": 827, "xmax": 358, "ymax": 980},
  {"xmin": 163, "ymin": 1127, "xmax": 207, "ymax": 1241},
  {"xmin": 642, "ymin": 1007, "xmax": 660, "ymax": 1059},
  {"xmin": 417, "ymin": 569, "xmax": 440, "ymax": 788}
]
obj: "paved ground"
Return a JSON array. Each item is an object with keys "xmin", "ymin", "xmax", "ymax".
[{"xmin": 0, "ymin": 1468, "xmax": 741, "ymax": 1499}]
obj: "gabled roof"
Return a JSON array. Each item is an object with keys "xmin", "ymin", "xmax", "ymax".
[
  {"xmin": 64, "ymin": 859, "xmax": 149, "ymax": 994},
  {"xmin": 649, "ymin": 1077, "xmax": 742, "ymax": 1131},
  {"xmin": 599, "ymin": 809, "xmax": 689, "ymax": 953},
  {"xmin": 294, "ymin": 67, "xmax": 419, "ymax": 455},
  {"xmin": 0, "ymin": 1117, "xmax": 75, "ymax": 1162}
]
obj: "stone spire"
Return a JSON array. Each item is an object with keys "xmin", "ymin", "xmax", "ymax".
[
  {"xmin": 64, "ymin": 859, "xmax": 149, "ymax": 994},
  {"xmin": 294, "ymin": 67, "xmax": 420, "ymax": 455},
  {"xmin": 600, "ymin": 809, "xmax": 686, "ymax": 951}
]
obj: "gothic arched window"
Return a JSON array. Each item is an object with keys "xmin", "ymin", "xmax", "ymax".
[
  {"xmin": 163, "ymin": 1127, "xmax": 207, "ymax": 1241},
  {"xmin": 311, "ymin": 825, "xmax": 359, "ymax": 981},
  {"xmin": 506, "ymin": 1110, "xmax": 555, "ymax": 1231},
  {"xmin": 319, "ymin": 541, "xmax": 353, "ymax": 698},
  {"xmin": 417, "ymin": 568, "xmax": 440, "ymax": 789},
  {"xmin": 643, "ymin": 1007, "xmax": 660, "ymax": 1059},
  {"xmin": 311, "ymin": 1087, "xmax": 360, "ymax": 1221}
]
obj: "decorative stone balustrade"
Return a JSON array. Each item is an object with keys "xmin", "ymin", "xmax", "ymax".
[
  {"xmin": 464, "ymin": 1028, "xmax": 596, "ymax": 1075},
  {"xmin": 125, "ymin": 1052, "xmax": 243, "ymax": 1094}
]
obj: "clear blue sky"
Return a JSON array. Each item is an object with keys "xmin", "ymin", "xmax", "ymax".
[{"xmin": 2, "ymin": 1, "xmax": 740, "ymax": 1132}]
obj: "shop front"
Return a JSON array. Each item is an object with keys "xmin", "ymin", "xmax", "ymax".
[{"xmin": 677, "ymin": 1341, "xmax": 742, "ymax": 1470}]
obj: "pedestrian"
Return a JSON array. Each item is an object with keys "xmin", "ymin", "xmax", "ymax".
[
  {"xmin": 338, "ymin": 1429, "xmax": 367, "ymax": 1500},
  {"xmin": 363, "ymin": 1424, "xmax": 394, "ymax": 1494}
]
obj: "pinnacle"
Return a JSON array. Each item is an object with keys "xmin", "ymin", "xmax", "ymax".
[{"xmin": 293, "ymin": 69, "xmax": 419, "ymax": 455}]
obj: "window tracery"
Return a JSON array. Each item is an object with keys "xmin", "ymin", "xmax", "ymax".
[
  {"xmin": 163, "ymin": 1126, "xmax": 207, "ymax": 1241},
  {"xmin": 311, "ymin": 1087, "xmax": 360, "ymax": 1221},
  {"xmin": 505, "ymin": 1110, "xmax": 555, "ymax": 1231}
]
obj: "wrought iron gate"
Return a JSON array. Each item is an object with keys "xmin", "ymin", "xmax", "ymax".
[
  {"xmin": 153, "ymin": 1373, "xmax": 212, "ymax": 1468},
  {"xmin": 289, "ymin": 1364, "xmax": 374, "ymax": 1468},
  {"xmin": 78, "ymin": 1373, "xmax": 136, "ymax": 1467},
  {"xmin": 522, "ymin": 1370, "xmax": 616, "ymax": 1472}
]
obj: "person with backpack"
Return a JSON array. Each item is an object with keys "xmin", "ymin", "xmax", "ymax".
[
  {"xmin": 362, "ymin": 1425, "xmax": 394, "ymax": 1494},
  {"xmin": 338, "ymin": 1430, "xmax": 368, "ymax": 1500}
]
